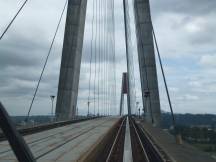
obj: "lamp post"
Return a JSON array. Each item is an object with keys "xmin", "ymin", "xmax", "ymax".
[
  {"xmin": 138, "ymin": 108, "xmax": 140, "ymax": 118},
  {"xmin": 87, "ymin": 101, "xmax": 90, "ymax": 117},
  {"xmin": 76, "ymin": 107, "xmax": 78, "ymax": 119},
  {"xmin": 136, "ymin": 101, "xmax": 139, "ymax": 117},
  {"xmin": 50, "ymin": 95, "xmax": 55, "ymax": 120},
  {"xmin": 144, "ymin": 90, "xmax": 154, "ymax": 124}
]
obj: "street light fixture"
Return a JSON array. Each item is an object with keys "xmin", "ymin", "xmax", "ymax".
[
  {"xmin": 87, "ymin": 101, "xmax": 90, "ymax": 117},
  {"xmin": 136, "ymin": 101, "xmax": 139, "ymax": 117},
  {"xmin": 138, "ymin": 107, "xmax": 141, "ymax": 118},
  {"xmin": 50, "ymin": 95, "xmax": 55, "ymax": 118}
]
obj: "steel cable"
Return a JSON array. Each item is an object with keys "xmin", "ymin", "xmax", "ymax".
[
  {"xmin": 152, "ymin": 27, "xmax": 177, "ymax": 129},
  {"xmin": 87, "ymin": 0, "xmax": 96, "ymax": 116},
  {"xmin": 0, "ymin": 0, "xmax": 29, "ymax": 40},
  {"xmin": 25, "ymin": 0, "xmax": 68, "ymax": 121}
]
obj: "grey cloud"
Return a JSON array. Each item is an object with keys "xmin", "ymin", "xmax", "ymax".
[
  {"xmin": 1, "ymin": 0, "xmax": 216, "ymax": 115},
  {"xmin": 0, "ymin": 32, "xmax": 61, "ymax": 101},
  {"xmin": 151, "ymin": 0, "xmax": 216, "ymax": 17},
  {"xmin": 189, "ymin": 24, "xmax": 216, "ymax": 45},
  {"xmin": 0, "ymin": 33, "xmax": 49, "ymax": 69}
]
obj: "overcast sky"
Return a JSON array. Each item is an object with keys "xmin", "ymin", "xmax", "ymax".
[{"xmin": 0, "ymin": 0, "xmax": 216, "ymax": 116}]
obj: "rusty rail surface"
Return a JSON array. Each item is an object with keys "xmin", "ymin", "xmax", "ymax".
[
  {"xmin": 93, "ymin": 116, "xmax": 169, "ymax": 162},
  {"xmin": 105, "ymin": 117, "xmax": 126, "ymax": 162},
  {"xmin": 130, "ymin": 117, "xmax": 150, "ymax": 162},
  {"xmin": 130, "ymin": 117, "xmax": 169, "ymax": 162},
  {"xmin": 88, "ymin": 116, "xmax": 126, "ymax": 162}
]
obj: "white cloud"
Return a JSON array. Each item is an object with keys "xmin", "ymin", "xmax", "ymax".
[
  {"xmin": 199, "ymin": 54, "xmax": 216, "ymax": 67},
  {"xmin": 184, "ymin": 17, "xmax": 206, "ymax": 33},
  {"xmin": 184, "ymin": 94, "xmax": 199, "ymax": 100},
  {"xmin": 188, "ymin": 81, "xmax": 202, "ymax": 88}
]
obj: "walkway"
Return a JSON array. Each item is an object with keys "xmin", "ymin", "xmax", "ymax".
[
  {"xmin": 0, "ymin": 117, "xmax": 120, "ymax": 162},
  {"xmin": 136, "ymin": 119, "xmax": 216, "ymax": 162}
]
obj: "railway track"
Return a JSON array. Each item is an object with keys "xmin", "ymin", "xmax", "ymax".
[
  {"xmin": 99, "ymin": 116, "xmax": 170, "ymax": 162},
  {"xmin": 105, "ymin": 117, "xmax": 126, "ymax": 162},
  {"xmin": 130, "ymin": 117, "xmax": 170, "ymax": 162},
  {"xmin": 130, "ymin": 118, "xmax": 149, "ymax": 162},
  {"xmin": 92, "ymin": 117, "xmax": 126, "ymax": 162}
]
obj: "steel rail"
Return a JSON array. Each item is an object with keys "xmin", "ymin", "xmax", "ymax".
[
  {"xmin": 132, "ymin": 118, "xmax": 167, "ymax": 162},
  {"xmin": 130, "ymin": 118, "xmax": 150, "ymax": 162},
  {"xmin": 106, "ymin": 117, "xmax": 126, "ymax": 162},
  {"xmin": 139, "ymin": 126, "xmax": 167, "ymax": 162}
]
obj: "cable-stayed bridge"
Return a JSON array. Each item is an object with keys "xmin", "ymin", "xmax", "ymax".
[{"xmin": 0, "ymin": 0, "xmax": 215, "ymax": 162}]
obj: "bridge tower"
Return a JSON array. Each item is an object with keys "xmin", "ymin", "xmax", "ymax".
[
  {"xmin": 133, "ymin": 0, "xmax": 161, "ymax": 125},
  {"xmin": 55, "ymin": 0, "xmax": 161, "ymax": 124},
  {"xmin": 55, "ymin": 0, "xmax": 88, "ymax": 120}
]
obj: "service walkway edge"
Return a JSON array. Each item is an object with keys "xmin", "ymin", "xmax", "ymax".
[{"xmin": 136, "ymin": 119, "xmax": 216, "ymax": 162}]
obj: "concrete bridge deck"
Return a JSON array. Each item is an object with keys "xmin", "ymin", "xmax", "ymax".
[
  {"xmin": 0, "ymin": 117, "xmax": 121, "ymax": 162},
  {"xmin": 135, "ymin": 119, "xmax": 216, "ymax": 162}
]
